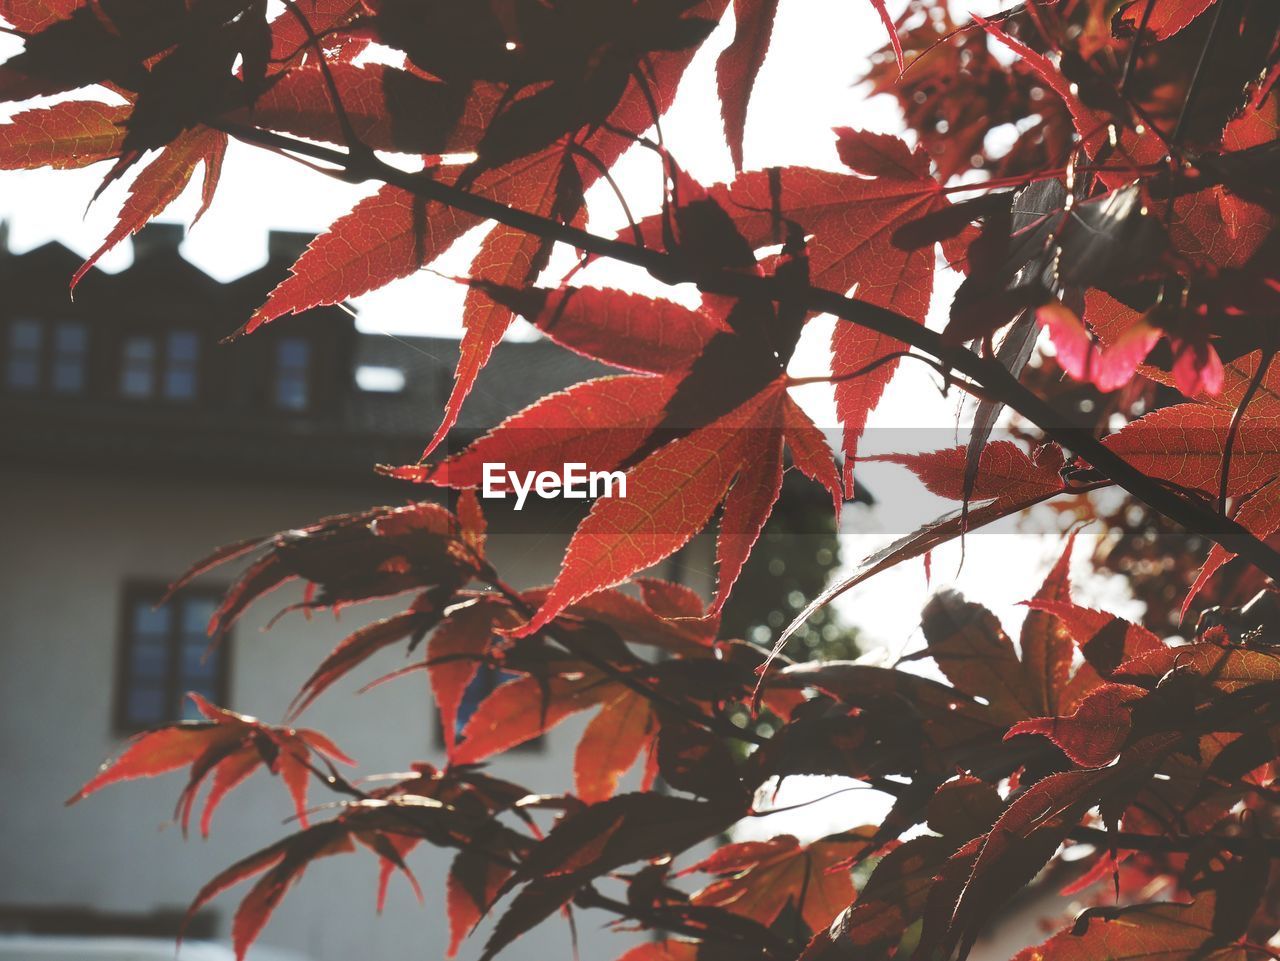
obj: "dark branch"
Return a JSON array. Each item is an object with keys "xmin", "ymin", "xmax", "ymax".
[
  {"xmin": 211, "ymin": 119, "xmax": 1280, "ymax": 586},
  {"xmin": 1070, "ymin": 825, "xmax": 1280, "ymax": 859}
]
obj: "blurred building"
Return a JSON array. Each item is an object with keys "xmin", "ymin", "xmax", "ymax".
[{"xmin": 0, "ymin": 223, "xmax": 713, "ymax": 961}]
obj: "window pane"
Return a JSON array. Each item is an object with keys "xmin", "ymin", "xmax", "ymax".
[
  {"xmin": 51, "ymin": 322, "xmax": 88, "ymax": 394},
  {"xmin": 163, "ymin": 368, "xmax": 196, "ymax": 400},
  {"xmin": 7, "ymin": 357, "xmax": 39, "ymax": 390},
  {"xmin": 180, "ymin": 597, "xmax": 216, "ymax": 639},
  {"xmin": 121, "ymin": 369, "xmax": 153, "ymax": 397},
  {"xmin": 10, "ymin": 318, "xmax": 42, "ymax": 351},
  {"xmin": 52, "ymin": 361, "xmax": 83, "ymax": 393},
  {"xmin": 127, "ymin": 686, "xmax": 167, "ymax": 726},
  {"xmin": 278, "ymin": 337, "xmax": 310, "ymax": 368},
  {"xmin": 275, "ymin": 375, "xmax": 308, "ymax": 411},
  {"xmin": 120, "ymin": 336, "xmax": 157, "ymax": 398},
  {"xmin": 6, "ymin": 318, "xmax": 42, "ymax": 391},
  {"xmin": 168, "ymin": 330, "xmax": 198, "ymax": 362},
  {"xmin": 163, "ymin": 331, "xmax": 199, "ymax": 401},
  {"xmin": 275, "ymin": 338, "xmax": 310, "ymax": 411},
  {"xmin": 124, "ymin": 337, "xmax": 156, "ymax": 362},
  {"xmin": 132, "ymin": 602, "xmax": 171, "ymax": 638},
  {"xmin": 178, "ymin": 634, "xmax": 217, "ymax": 681},
  {"xmin": 130, "ymin": 635, "xmax": 169, "ymax": 680},
  {"xmin": 55, "ymin": 323, "xmax": 87, "ymax": 352},
  {"xmin": 129, "ymin": 597, "xmax": 171, "ymax": 684}
]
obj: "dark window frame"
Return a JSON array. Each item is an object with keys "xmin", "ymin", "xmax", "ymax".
[
  {"xmin": 116, "ymin": 327, "xmax": 204, "ymax": 404},
  {"xmin": 114, "ymin": 581, "xmax": 231, "ymax": 734}
]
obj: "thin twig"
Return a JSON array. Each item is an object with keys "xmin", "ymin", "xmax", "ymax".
[
  {"xmin": 1219, "ymin": 347, "xmax": 1274, "ymax": 514},
  {"xmin": 475, "ymin": 569, "xmax": 770, "ymax": 747},
  {"xmin": 565, "ymin": 140, "xmax": 643, "ymax": 249},
  {"xmin": 1172, "ymin": 0, "xmax": 1229, "ymax": 143},
  {"xmin": 279, "ymin": 0, "xmax": 370, "ymax": 162},
  {"xmin": 788, "ymin": 350, "xmax": 999, "ymax": 403},
  {"xmin": 1070, "ymin": 825, "xmax": 1280, "ymax": 859},
  {"xmin": 1120, "ymin": 0, "xmax": 1158, "ymax": 94}
]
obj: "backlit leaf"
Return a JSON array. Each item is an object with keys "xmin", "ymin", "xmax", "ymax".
[
  {"xmin": 1019, "ymin": 533, "xmax": 1077, "ymax": 716},
  {"xmin": 452, "ymin": 670, "xmax": 611, "ymax": 764},
  {"xmin": 688, "ymin": 831, "xmax": 873, "ymax": 933},
  {"xmin": 1102, "ymin": 404, "xmax": 1280, "ymax": 498},
  {"xmin": 712, "ymin": 400, "xmax": 784, "ymax": 613},
  {"xmin": 521, "ymin": 383, "xmax": 785, "ymax": 636},
  {"xmin": 0, "ymin": 99, "xmax": 128, "ymax": 169},
  {"xmin": 870, "ymin": 441, "xmax": 1067, "ymax": 509},
  {"xmin": 73, "ymin": 124, "xmax": 226, "ymax": 289},
  {"xmin": 574, "ymin": 688, "xmax": 655, "ymax": 803},
  {"xmin": 920, "ymin": 590, "xmax": 1043, "ymax": 722},
  {"xmin": 1012, "ymin": 895, "xmax": 1246, "ymax": 961},
  {"xmin": 716, "ymin": 0, "xmax": 779, "ymax": 171},
  {"xmin": 1117, "ymin": 0, "xmax": 1218, "ymax": 40},
  {"xmin": 1007, "ymin": 683, "xmax": 1149, "ymax": 767}
]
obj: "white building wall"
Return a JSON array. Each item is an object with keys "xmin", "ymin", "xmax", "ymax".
[{"xmin": 0, "ymin": 465, "xmax": 713, "ymax": 961}]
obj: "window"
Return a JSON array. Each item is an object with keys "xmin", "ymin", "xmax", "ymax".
[
  {"xmin": 116, "ymin": 585, "xmax": 229, "ymax": 731},
  {"xmin": 119, "ymin": 331, "xmax": 200, "ymax": 402},
  {"xmin": 274, "ymin": 337, "xmax": 310, "ymax": 411},
  {"xmin": 6, "ymin": 317, "xmax": 43, "ymax": 391},
  {"xmin": 51, "ymin": 321, "xmax": 88, "ymax": 394},
  {"xmin": 163, "ymin": 330, "xmax": 199, "ymax": 401},
  {"xmin": 120, "ymin": 335, "xmax": 157, "ymax": 398}
]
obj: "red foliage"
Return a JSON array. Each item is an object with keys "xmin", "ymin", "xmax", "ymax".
[
  {"xmin": 68, "ymin": 693, "xmax": 353, "ymax": 838},
  {"xmin": 10, "ymin": 0, "xmax": 1280, "ymax": 959}
]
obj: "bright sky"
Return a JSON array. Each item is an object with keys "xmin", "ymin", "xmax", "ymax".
[{"xmin": 1, "ymin": 1, "xmax": 1136, "ymax": 840}]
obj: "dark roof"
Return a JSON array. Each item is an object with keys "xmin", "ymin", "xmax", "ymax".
[
  {"xmin": 350, "ymin": 334, "xmax": 602, "ymax": 437},
  {"xmin": 0, "ymin": 223, "xmax": 605, "ymax": 488}
]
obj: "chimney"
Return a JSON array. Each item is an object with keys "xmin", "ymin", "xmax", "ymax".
[
  {"xmin": 133, "ymin": 222, "xmax": 184, "ymax": 258},
  {"xmin": 268, "ymin": 229, "xmax": 313, "ymax": 263}
]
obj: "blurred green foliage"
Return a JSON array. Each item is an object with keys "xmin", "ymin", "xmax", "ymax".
[{"xmin": 720, "ymin": 473, "xmax": 860, "ymax": 665}]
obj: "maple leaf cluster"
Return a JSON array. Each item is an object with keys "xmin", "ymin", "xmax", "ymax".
[{"xmin": 6, "ymin": 0, "xmax": 1280, "ymax": 958}]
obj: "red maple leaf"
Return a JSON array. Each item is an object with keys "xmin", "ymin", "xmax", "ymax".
[
  {"xmin": 73, "ymin": 124, "xmax": 226, "ymax": 289},
  {"xmin": 684, "ymin": 831, "xmax": 875, "ymax": 933},
  {"xmin": 1116, "ymin": 0, "xmax": 1217, "ymax": 40},
  {"xmin": 0, "ymin": 99, "xmax": 129, "ymax": 169},
  {"xmin": 68, "ymin": 693, "xmax": 354, "ymax": 837},
  {"xmin": 636, "ymin": 129, "xmax": 963, "ymax": 495},
  {"xmin": 1007, "ymin": 682, "xmax": 1149, "ymax": 767}
]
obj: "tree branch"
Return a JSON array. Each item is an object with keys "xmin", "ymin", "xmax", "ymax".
[
  {"xmin": 472, "ymin": 569, "xmax": 771, "ymax": 747},
  {"xmin": 1070, "ymin": 825, "xmax": 1280, "ymax": 859},
  {"xmin": 212, "ymin": 120, "xmax": 1280, "ymax": 586}
]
